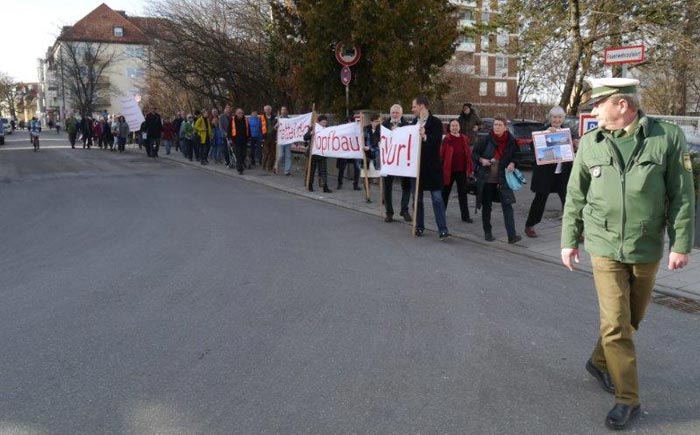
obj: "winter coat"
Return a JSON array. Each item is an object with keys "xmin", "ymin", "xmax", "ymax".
[
  {"xmin": 458, "ymin": 110, "xmax": 481, "ymax": 144},
  {"xmin": 472, "ymin": 130, "xmax": 519, "ymax": 206},
  {"xmin": 562, "ymin": 112, "xmax": 695, "ymax": 263},
  {"xmin": 440, "ymin": 133, "xmax": 473, "ymax": 186},
  {"xmin": 412, "ymin": 113, "xmax": 444, "ymax": 191},
  {"xmin": 144, "ymin": 112, "xmax": 163, "ymax": 139}
]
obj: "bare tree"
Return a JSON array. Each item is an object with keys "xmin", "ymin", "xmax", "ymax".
[
  {"xmin": 143, "ymin": 0, "xmax": 274, "ymax": 111},
  {"xmin": 0, "ymin": 72, "xmax": 18, "ymax": 119},
  {"xmin": 57, "ymin": 41, "xmax": 117, "ymax": 116}
]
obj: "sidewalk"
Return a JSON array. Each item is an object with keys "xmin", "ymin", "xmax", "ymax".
[{"xmin": 158, "ymin": 149, "xmax": 700, "ymax": 301}]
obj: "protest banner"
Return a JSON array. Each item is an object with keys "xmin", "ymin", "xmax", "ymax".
[
  {"xmin": 304, "ymin": 108, "xmax": 317, "ymax": 190},
  {"xmin": 119, "ymin": 96, "xmax": 145, "ymax": 132},
  {"xmin": 532, "ymin": 128, "xmax": 575, "ymax": 165},
  {"xmin": 310, "ymin": 121, "xmax": 363, "ymax": 159},
  {"xmin": 379, "ymin": 124, "xmax": 421, "ymax": 178},
  {"xmin": 278, "ymin": 112, "xmax": 313, "ymax": 146}
]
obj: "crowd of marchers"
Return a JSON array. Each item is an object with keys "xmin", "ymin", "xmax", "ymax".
[{"xmin": 42, "ymin": 97, "xmax": 573, "ymax": 244}]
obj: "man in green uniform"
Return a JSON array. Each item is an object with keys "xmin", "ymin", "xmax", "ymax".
[{"xmin": 561, "ymin": 77, "xmax": 695, "ymax": 430}]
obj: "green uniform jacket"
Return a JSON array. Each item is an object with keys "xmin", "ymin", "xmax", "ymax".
[{"xmin": 561, "ymin": 111, "xmax": 695, "ymax": 263}]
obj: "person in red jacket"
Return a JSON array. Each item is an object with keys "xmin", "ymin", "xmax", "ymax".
[
  {"xmin": 162, "ymin": 117, "xmax": 175, "ymax": 155},
  {"xmin": 440, "ymin": 119, "xmax": 474, "ymax": 223}
]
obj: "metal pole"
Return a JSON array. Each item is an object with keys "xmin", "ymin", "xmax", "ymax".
[
  {"xmin": 345, "ymin": 84, "xmax": 349, "ymax": 119},
  {"xmin": 621, "ymin": 64, "xmax": 628, "ymax": 78}
]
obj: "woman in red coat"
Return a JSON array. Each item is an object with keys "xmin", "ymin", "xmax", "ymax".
[{"xmin": 440, "ymin": 120, "xmax": 474, "ymax": 223}]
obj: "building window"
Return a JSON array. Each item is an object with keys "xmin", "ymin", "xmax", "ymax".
[
  {"xmin": 125, "ymin": 46, "xmax": 145, "ymax": 58},
  {"xmin": 461, "ymin": 9, "xmax": 474, "ymax": 21},
  {"xmin": 114, "ymin": 27, "xmax": 123, "ymax": 37},
  {"xmin": 497, "ymin": 33, "xmax": 509, "ymax": 47},
  {"xmin": 495, "ymin": 81, "xmax": 508, "ymax": 97},
  {"xmin": 126, "ymin": 68, "xmax": 145, "ymax": 79},
  {"xmin": 481, "ymin": 35, "xmax": 489, "ymax": 50},
  {"xmin": 479, "ymin": 82, "xmax": 488, "ymax": 97},
  {"xmin": 496, "ymin": 56, "xmax": 508, "ymax": 77},
  {"xmin": 480, "ymin": 55, "xmax": 488, "ymax": 76},
  {"xmin": 482, "ymin": 10, "xmax": 490, "ymax": 23}
]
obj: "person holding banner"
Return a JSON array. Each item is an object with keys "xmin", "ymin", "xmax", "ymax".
[
  {"xmin": 382, "ymin": 105, "xmax": 411, "ymax": 222},
  {"xmin": 336, "ymin": 116, "xmax": 362, "ymax": 191},
  {"xmin": 276, "ymin": 106, "xmax": 292, "ymax": 176},
  {"xmin": 304, "ymin": 115, "xmax": 332, "ymax": 193},
  {"xmin": 473, "ymin": 116, "xmax": 521, "ymax": 243},
  {"xmin": 363, "ymin": 113, "xmax": 382, "ymax": 174},
  {"xmin": 440, "ymin": 119, "xmax": 473, "ymax": 223},
  {"xmin": 525, "ymin": 106, "xmax": 572, "ymax": 238},
  {"xmin": 411, "ymin": 96, "xmax": 449, "ymax": 240}
]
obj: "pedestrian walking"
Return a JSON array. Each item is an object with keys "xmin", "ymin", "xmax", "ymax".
[
  {"xmin": 304, "ymin": 115, "xmax": 331, "ymax": 193},
  {"xmin": 261, "ymin": 105, "xmax": 277, "ymax": 172},
  {"xmin": 411, "ymin": 96, "xmax": 449, "ymax": 240},
  {"xmin": 440, "ymin": 119, "xmax": 473, "ymax": 223},
  {"xmin": 66, "ymin": 113, "xmax": 78, "ymax": 148},
  {"xmin": 231, "ymin": 108, "xmax": 250, "ymax": 174},
  {"xmin": 561, "ymin": 77, "xmax": 695, "ymax": 431},
  {"xmin": 144, "ymin": 107, "xmax": 163, "ymax": 157},
  {"xmin": 276, "ymin": 106, "xmax": 292, "ymax": 175},
  {"xmin": 457, "ymin": 102, "xmax": 481, "ymax": 146},
  {"xmin": 162, "ymin": 117, "xmax": 175, "ymax": 155},
  {"xmin": 248, "ymin": 110, "xmax": 263, "ymax": 168},
  {"xmin": 194, "ymin": 109, "xmax": 212, "ymax": 165},
  {"xmin": 473, "ymin": 115, "xmax": 521, "ymax": 243},
  {"xmin": 117, "ymin": 115, "xmax": 129, "ymax": 152},
  {"xmin": 525, "ymin": 106, "xmax": 573, "ymax": 238}
]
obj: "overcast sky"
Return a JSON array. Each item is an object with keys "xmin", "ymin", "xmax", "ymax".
[{"xmin": 1, "ymin": 1, "xmax": 146, "ymax": 83}]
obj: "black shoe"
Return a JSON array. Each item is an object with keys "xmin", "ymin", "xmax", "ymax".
[
  {"xmin": 308, "ymin": 185, "xmax": 314, "ymax": 192},
  {"xmin": 353, "ymin": 185, "xmax": 361, "ymax": 191},
  {"xmin": 439, "ymin": 231, "xmax": 450, "ymax": 241},
  {"xmin": 323, "ymin": 186, "xmax": 332, "ymax": 193},
  {"xmin": 485, "ymin": 233, "xmax": 495, "ymax": 242},
  {"xmin": 400, "ymin": 210, "xmax": 412, "ymax": 222},
  {"xmin": 586, "ymin": 359, "xmax": 615, "ymax": 394},
  {"xmin": 415, "ymin": 228, "xmax": 424, "ymax": 237},
  {"xmin": 384, "ymin": 213, "xmax": 394, "ymax": 223},
  {"xmin": 337, "ymin": 183, "xmax": 343, "ymax": 190},
  {"xmin": 462, "ymin": 217, "xmax": 473, "ymax": 223},
  {"xmin": 605, "ymin": 403, "xmax": 640, "ymax": 430},
  {"xmin": 508, "ymin": 235, "xmax": 522, "ymax": 244}
]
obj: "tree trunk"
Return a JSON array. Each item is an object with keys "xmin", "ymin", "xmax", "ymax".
[{"xmin": 558, "ymin": 0, "xmax": 583, "ymax": 114}]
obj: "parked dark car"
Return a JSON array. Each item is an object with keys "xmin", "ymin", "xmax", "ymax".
[
  {"xmin": 476, "ymin": 117, "xmax": 546, "ymax": 166},
  {"xmin": 508, "ymin": 119, "xmax": 547, "ymax": 166}
]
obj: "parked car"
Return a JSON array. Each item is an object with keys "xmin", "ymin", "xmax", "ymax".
[
  {"xmin": 0, "ymin": 117, "xmax": 8, "ymax": 145},
  {"xmin": 475, "ymin": 117, "xmax": 546, "ymax": 166}
]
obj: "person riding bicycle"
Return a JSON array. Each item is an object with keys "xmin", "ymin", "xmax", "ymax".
[{"xmin": 30, "ymin": 117, "xmax": 42, "ymax": 152}]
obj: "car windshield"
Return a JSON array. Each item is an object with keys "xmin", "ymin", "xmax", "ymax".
[{"xmin": 511, "ymin": 122, "xmax": 546, "ymax": 137}]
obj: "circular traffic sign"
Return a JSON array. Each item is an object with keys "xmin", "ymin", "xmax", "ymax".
[
  {"xmin": 340, "ymin": 66, "xmax": 352, "ymax": 86},
  {"xmin": 335, "ymin": 43, "xmax": 361, "ymax": 66}
]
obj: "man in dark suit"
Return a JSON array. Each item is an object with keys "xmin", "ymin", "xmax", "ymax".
[{"xmin": 411, "ymin": 96, "xmax": 449, "ymax": 240}]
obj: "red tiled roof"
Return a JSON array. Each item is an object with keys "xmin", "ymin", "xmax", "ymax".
[{"xmin": 59, "ymin": 3, "xmax": 150, "ymax": 45}]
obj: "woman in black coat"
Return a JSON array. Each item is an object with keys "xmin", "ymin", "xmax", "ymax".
[
  {"xmin": 472, "ymin": 115, "xmax": 521, "ymax": 243},
  {"xmin": 524, "ymin": 106, "xmax": 573, "ymax": 238}
]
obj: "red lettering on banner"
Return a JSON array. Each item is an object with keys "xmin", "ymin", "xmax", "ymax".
[{"xmin": 406, "ymin": 135, "xmax": 411, "ymax": 166}]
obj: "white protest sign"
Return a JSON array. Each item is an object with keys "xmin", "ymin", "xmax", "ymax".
[
  {"xmin": 379, "ymin": 124, "xmax": 420, "ymax": 178},
  {"xmin": 277, "ymin": 112, "xmax": 313, "ymax": 146},
  {"xmin": 311, "ymin": 121, "xmax": 363, "ymax": 158},
  {"xmin": 119, "ymin": 96, "xmax": 145, "ymax": 132}
]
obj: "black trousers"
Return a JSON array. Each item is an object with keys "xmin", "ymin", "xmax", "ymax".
[
  {"xmin": 442, "ymin": 171, "xmax": 471, "ymax": 221},
  {"xmin": 337, "ymin": 159, "xmax": 359, "ymax": 187},
  {"xmin": 481, "ymin": 183, "xmax": 516, "ymax": 239},
  {"xmin": 525, "ymin": 190, "xmax": 566, "ymax": 227},
  {"xmin": 68, "ymin": 132, "xmax": 77, "ymax": 146},
  {"xmin": 234, "ymin": 141, "xmax": 248, "ymax": 172},
  {"xmin": 384, "ymin": 175, "xmax": 411, "ymax": 215},
  {"xmin": 199, "ymin": 141, "xmax": 210, "ymax": 163},
  {"xmin": 309, "ymin": 156, "xmax": 328, "ymax": 187},
  {"xmin": 222, "ymin": 139, "xmax": 232, "ymax": 166}
]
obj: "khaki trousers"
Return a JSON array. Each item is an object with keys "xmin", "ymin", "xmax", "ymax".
[
  {"xmin": 590, "ymin": 255, "xmax": 660, "ymax": 405},
  {"xmin": 261, "ymin": 136, "xmax": 276, "ymax": 171}
]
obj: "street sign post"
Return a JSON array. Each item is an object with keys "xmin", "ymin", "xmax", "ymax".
[
  {"xmin": 335, "ymin": 43, "xmax": 361, "ymax": 67},
  {"xmin": 579, "ymin": 114, "xmax": 598, "ymax": 137},
  {"xmin": 604, "ymin": 44, "xmax": 644, "ymax": 78},
  {"xmin": 341, "ymin": 66, "xmax": 352, "ymax": 118}
]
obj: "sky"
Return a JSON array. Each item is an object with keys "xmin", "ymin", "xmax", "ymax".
[{"xmin": 1, "ymin": 0, "xmax": 146, "ymax": 83}]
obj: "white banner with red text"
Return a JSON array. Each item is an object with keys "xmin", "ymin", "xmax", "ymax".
[
  {"xmin": 277, "ymin": 112, "xmax": 313, "ymax": 146},
  {"xmin": 379, "ymin": 124, "xmax": 420, "ymax": 178},
  {"xmin": 311, "ymin": 121, "xmax": 363, "ymax": 159}
]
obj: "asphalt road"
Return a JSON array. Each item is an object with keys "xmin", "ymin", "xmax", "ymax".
[{"xmin": 1, "ymin": 130, "xmax": 699, "ymax": 434}]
